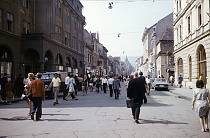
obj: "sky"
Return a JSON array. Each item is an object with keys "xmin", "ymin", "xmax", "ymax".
[{"xmin": 81, "ymin": 0, "xmax": 173, "ymax": 58}]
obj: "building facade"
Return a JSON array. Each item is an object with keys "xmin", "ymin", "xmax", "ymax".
[
  {"xmin": 173, "ymin": 0, "xmax": 210, "ymax": 88},
  {"xmin": 142, "ymin": 13, "xmax": 174, "ymax": 79},
  {"xmin": 83, "ymin": 29, "xmax": 94, "ymax": 75},
  {"xmin": 0, "ymin": 0, "xmax": 85, "ymax": 78}
]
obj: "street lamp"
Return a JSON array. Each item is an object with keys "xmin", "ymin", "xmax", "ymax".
[{"xmin": 108, "ymin": 2, "xmax": 113, "ymax": 9}]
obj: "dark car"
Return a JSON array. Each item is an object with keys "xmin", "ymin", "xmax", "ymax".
[
  {"xmin": 152, "ymin": 78, "xmax": 169, "ymax": 91},
  {"xmin": 41, "ymin": 72, "xmax": 67, "ymax": 99},
  {"xmin": 41, "ymin": 73, "xmax": 54, "ymax": 99}
]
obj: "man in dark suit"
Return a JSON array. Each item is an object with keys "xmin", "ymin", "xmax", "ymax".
[
  {"xmin": 139, "ymin": 72, "xmax": 147, "ymax": 104},
  {"xmin": 127, "ymin": 72, "xmax": 147, "ymax": 124}
]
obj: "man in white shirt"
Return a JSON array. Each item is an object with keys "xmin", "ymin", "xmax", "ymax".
[
  {"xmin": 102, "ymin": 76, "xmax": 108, "ymax": 93},
  {"xmin": 108, "ymin": 76, "xmax": 114, "ymax": 97},
  {"xmin": 63, "ymin": 73, "xmax": 70, "ymax": 101},
  {"xmin": 51, "ymin": 73, "xmax": 61, "ymax": 105}
]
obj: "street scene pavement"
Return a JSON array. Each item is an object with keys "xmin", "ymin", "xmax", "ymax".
[{"xmin": 0, "ymin": 83, "xmax": 210, "ymax": 138}]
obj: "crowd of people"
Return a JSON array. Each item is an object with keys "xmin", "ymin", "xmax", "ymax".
[
  {"xmin": 0, "ymin": 71, "xmax": 209, "ymax": 131},
  {"xmin": 0, "ymin": 72, "xmax": 125, "ymax": 121}
]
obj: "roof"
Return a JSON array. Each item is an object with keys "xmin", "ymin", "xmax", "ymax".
[{"xmin": 155, "ymin": 13, "xmax": 174, "ymax": 43}]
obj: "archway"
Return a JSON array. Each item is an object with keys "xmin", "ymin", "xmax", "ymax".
[
  {"xmin": 23, "ymin": 49, "xmax": 40, "ymax": 75},
  {"xmin": 197, "ymin": 45, "xmax": 207, "ymax": 85},
  {"xmin": 177, "ymin": 58, "xmax": 183, "ymax": 76},
  {"xmin": 0, "ymin": 46, "xmax": 13, "ymax": 77}
]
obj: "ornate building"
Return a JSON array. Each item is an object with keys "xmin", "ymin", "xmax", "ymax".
[
  {"xmin": 142, "ymin": 13, "xmax": 174, "ymax": 79},
  {"xmin": 0, "ymin": 0, "xmax": 85, "ymax": 78},
  {"xmin": 173, "ymin": 0, "xmax": 210, "ymax": 88}
]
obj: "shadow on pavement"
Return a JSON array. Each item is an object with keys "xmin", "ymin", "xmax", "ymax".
[
  {"xmin": 42, "ymin": 113, "xmax": 70, "ymax": 116},
  {"xmin": 0, "ymin": 116, "xmax": 83, "ymax": 122},
  {"xmin": 141, "ymin": 119, "xmax": 188, "ymax": 125}
]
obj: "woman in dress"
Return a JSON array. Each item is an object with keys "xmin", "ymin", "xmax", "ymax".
[
  {"xmin": 192, "ymin": 80, "xmax": 210, "ymax": 132},
  {"xmin": 24, "ymin": 73, "xmax": 35, "ymax": 115}
]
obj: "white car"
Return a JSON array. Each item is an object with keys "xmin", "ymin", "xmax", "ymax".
[{"xmin": 152, "ymin": 78, "xmax": 169, "ymax": 91}]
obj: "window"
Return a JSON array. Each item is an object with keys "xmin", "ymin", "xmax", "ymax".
[
  {"xmin": 55, "ymin": 25, "xmax": 61, "ymax": 33},
  {"xmin": 56, "ymin": 0, "xmax": 62, "ymax": 17},
  {"xmin": 197, "ymin": 45, "xmax": 206, "ymax": 85},
  {"xmin": 23, "ymin": 0, "xmax": 29, "ymax": 8},
  {"xmin": 64, "ymin": 32, "xmax": 68, "ymax": 45},
  {"xmin": 179, "ymin": 25, "xmax": 182, "ymax": 41},
  {"xmin": 0, "ymin": 9, "xmax": 2, "ymax": 29},
  {"xmin": 187, "ymin": 16, "xmax": 191, "ymax": 34},
  {"xmin": 23, "ymin": 21, "xmax": 30, "ymax": 34},
  {"xmin": 176, "ymin": 1, "xmax": 179, "ymax": 13},
  {"xmin": 176, "ymin": 28, "xmax": 179, "ymax": 43},
  {"xmin": 198, "ymin": 5, "xmax": 202, "ymax": 26},
  {"xmin": 7, "ymin": 13, "xmax": 14, "ymax": 32},
  {"xmin": 177, "ymin": 58, "xmax": 183, "ymax": 76},
  {"xmin": 189, "ymin": 56, "xmax": 192, "ymax": 81}
]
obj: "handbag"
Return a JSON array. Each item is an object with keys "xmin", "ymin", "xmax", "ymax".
[
  {"xmin": 126, "ymin": 98, "xmax": 134, "ymax": 108},
  {"xmin": 68, "ymin": 85, "xmax": 74, "ymax": 93}
]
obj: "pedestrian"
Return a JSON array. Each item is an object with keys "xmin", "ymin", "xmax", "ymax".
[
  {"xmin": 139, "ymin": 72, "xmax": 147, "ymax": 104},
  {"xmin": 192, "ymin": 80, "xmax": 210, "ymax": 132},
  {"xmin": 169, "ymin": 75, "xmax": 174, "ymax": 86},
  {"xmin": 82, "ymin": 75, "xmax": 88, "ymax": 95},
  {"xmin": 102, "ymin": 76, "xmax": 108, "ymax": 93},
  {"xmin": 178, "ymin": 75, "xmax": 183, "ymax": 88},
  {"xmin": 30, "ymin": 73, "xmax": 45, "ymax": 121},
  {"xmin": 74, "ymin": 74, "xmax": 79, "ymax": 96},
  {"xmin": 66, "ymin": 74, "xmax": 78, "ymax": 100},
  {"xmin": 108, "ymin": 76, "xmax": 114, "ymax": 97},
  {"xmin": 88, "ymin": 77, "xmax": 94, "ymax": 92},
  {"xmin": 64, "ymin": 73, "xmax": 70, "ymax": 101},
  {"xmin": 5, "ymin": 77, "xmax": 14, "ymax": 104},
  {"xmin": 127, "ymin": 72, "xmax": 146, "ymax": 124},
  {"xmin": 113, "ymin": 76, "xmax": 121, "ymax": 99},
  {"xmin": 51, "ymin": 73, "xmax": 61, "ymax": 106},
  {"xmin": 24, "ymin": 73, "xmax": 34, "ymax": 115},
  {"xmin": 146, "ymin": 75, "xmax": 151, "ymax": 95},
  {"xmin": 95, "ymin": 77, "xmax": 101, "ymax": 93}
]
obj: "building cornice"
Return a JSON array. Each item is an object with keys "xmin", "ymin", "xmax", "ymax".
[
  {"xmin": 174, "ymin": 30, "xmax": 210, "ymax": 54},
  {"xmin": 174, "ymin": 0, "xmax": 196, "ymax": 25},
  {"xmin": 0, "ymin": 30, "xmax": 21, "ymax": 39}
]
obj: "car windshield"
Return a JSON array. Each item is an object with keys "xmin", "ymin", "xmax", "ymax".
[
  {"xmin": 155, "ymin": 78, "xmax": 166, "ymax": 82},
  {"xmin": 41, "ymin": 74, "xmax": 54, "ymax": 80}
]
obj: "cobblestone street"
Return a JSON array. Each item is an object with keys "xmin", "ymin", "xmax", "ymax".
[{"xmin": 0, "ymin": 84, "xmax": 210, "ymax": 138}]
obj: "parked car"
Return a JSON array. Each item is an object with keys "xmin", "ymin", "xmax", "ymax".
[
  {"xmin": 152, "ymin": 78, "xmax": 169, "ymax": 91},
  {"xmin": 41, "ymin": 72, "xmax": 67, "ymax": 99}
]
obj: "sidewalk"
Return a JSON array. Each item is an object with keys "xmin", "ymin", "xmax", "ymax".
[
  {"xmin": 0, "ymin": 97, "xmax": 22, "ymax": 105},
  {"xmin": 169, "ymin": 86, "xmax": 193, "ymax": 101}
]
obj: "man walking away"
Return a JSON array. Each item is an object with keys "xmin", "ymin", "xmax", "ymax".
[
  {"xmin": 178, "ymin": 75, "xmax": 183, "ymax": 88},
  {"xmin": 113, "ymin": 76, "xmax": 121, "ymax": 99},
  {"xmin": 102, "ymin": 76, "xmax": 108, "ymax": 93},
  {"xmin": 95, "ymin": 77, "xmax": 101, "ymax": 93},
  {"xmin": 108, "ymin": 76, "xmax": 114, "ymax": 97},
  {"xmin": 51, "ymin": 73, "xmax": 61, "ymax": 106},
  {"xmin": 139, "ymin": 72, "xmax": 147, "ymax": 104},
  {"xmin": 146, "ymin": 75, "xmax": 151, "ymax": 95},
  {"xmin": 30, "ymin": 73, "xmax": 45, "ymax": 121},
  {"xmin": 127, "ymin": 72, "xmax": 145, "ymax": 124},
  {"xmin": 64, "ymin": 73, "xmax": 70, "ymax": 101}
]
